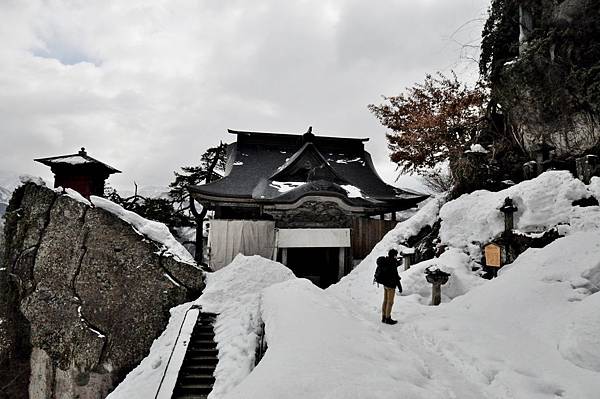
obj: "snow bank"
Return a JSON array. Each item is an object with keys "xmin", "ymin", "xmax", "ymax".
[
  {"xmin": 408, "ymin": 232, "xmax": 600, "ymax": 398},
  {"xmin": 196, "ymin": 255, "xmax": 295, "ymax": 398},
  {"xmin": 330, "ymin": 196, "xmax": 446, "ymax": 309},
  {"xmin": 107, "ymin": 302, "xmax": 195, "ymax": 399},
  {"xmin": 224, "ymin": 279, "xmax": 446, "ymax": 399},
  {"xmin": 397, "ymin": 248, "xmax": 484, "ymax": 305},
  {"xmin": 440, "ymin": 171, "xmax": 600, "ymax": 255},
  {"xmin": 90, "ymin": 196, "xmax": 196, "ymax": 265},
  {"xmin": 60, "ymin": 187, "xmax": 91, "ymax": 206}
]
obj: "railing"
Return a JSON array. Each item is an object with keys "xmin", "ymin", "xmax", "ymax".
[{"xmin": 154, "ymin": 304, "xmax": 201, "ymax": 399}]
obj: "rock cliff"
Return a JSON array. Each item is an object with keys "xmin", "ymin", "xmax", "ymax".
[
  {"xmin": 0, "ymin": 183, "xmax": 204, "ymax": 399},
  {"xmin": 482, "ymin": 0, "xmax": 600, "ymax": 156}
]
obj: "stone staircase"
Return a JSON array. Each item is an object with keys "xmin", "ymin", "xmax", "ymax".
[{"xmin": 171, "ymin": 313, "xmax": 218, "ymax": 399}]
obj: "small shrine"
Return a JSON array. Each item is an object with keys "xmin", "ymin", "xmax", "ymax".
[{"xmin": 35, "ymin": 147, "xmax": 121, "ymax": 198}]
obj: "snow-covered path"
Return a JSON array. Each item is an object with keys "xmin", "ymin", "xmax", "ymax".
[
  {"xmin": 108, "ymin": 172, "xmax": 600, "ymax": 399},
  {"xmin": 222, "ymin": 231, "xmax": 600, "ymax": 399}
]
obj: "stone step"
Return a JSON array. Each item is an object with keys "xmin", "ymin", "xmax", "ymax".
[
  {"xmin": 174, "ymin": 383, "xmax": 213, "ymax": 395},
  {"xmin": 173, "ymin": 312, "xmax": 219, "ymax": 398},
  {"xmin": 187, "ymin": 348, "xmax": 218, "ymax": 355},
  {"xmin": 193, "ymin": 325, "xmax": 214, "ymax": 332},
  {"xmin": 178, "ymin": 375, "xmax": 216, "ymax": 385},
  {"xmin": 189, "ymin": 339, "xmax": 216, "ymax": 346},
  {"xmin": 179, "ymin": 364, "xmax": 216, "ymax": 373},
  {"xmin": 183, "ymin": 355, "xmax": 219, "ymax": 365},
  {"xmin": 189, "ymin": 334, "xmax": 215, "ymax": 342}
]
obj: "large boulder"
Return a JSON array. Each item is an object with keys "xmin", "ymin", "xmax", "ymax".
[{"xmin": 0, "ymin": 183, "xmax": 204, "ymax": 399}]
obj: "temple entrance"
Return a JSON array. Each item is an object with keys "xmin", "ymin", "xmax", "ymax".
[
  {"xmin": 280, "ymin": 247, "xmax": 341, "ymax": 289},
  {"xmin": 275, "ymin": 228, "xmax": 350, "ymax": 289}
]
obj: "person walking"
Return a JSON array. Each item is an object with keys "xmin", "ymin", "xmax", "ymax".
[{"xmin": 375, "ymin": 248, "xmax": 402, "ymax": 325}]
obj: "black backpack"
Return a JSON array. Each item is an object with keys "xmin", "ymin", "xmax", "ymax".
[{"xmin": 374, "ymin": 256, "xmax": 387, "ymax": 285}]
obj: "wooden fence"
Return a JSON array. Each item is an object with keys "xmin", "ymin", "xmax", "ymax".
[{"xmin": 351, "ymin": 218, "xmax": 398, "ymax": 260}]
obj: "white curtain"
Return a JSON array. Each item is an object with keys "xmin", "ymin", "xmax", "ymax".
[{"xmin": 208, "ymin": 220, "xmax": 276, "ymax": 270}]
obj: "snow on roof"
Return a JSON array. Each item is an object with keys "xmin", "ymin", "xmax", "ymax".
[
  {"xmin": 269, "ymin": 181, "xmax": 305, "ymax": 193},
  {"xmin": 90, "ymin": 196, "xmax": 196, "ymax": 265},
  {"xmin": 340, "ymin": 184, "xmax": 364, "ymax": 198},
  {"xmin": 46, "ymin": 155, "xmax": 91, "ymax": 165},
  {"xmin": 35, "ymin": 148, "xmax": 121, "ymax": 173}
]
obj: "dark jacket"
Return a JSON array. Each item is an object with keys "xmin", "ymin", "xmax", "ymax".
[{"xmin": 375, "ymin": 256, "xmax": 402, "ymax": 289}]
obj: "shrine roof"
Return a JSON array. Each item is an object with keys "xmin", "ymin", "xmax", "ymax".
[
  {"xmin": 35, "ymin": 148, "xmax": 121, "ymax": 174},
  {"xmin": 190, "ymin": 129, "xmax": 427, "ymax": 212}
]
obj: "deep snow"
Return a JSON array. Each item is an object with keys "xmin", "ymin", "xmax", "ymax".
[{"xmin": 110, "ymin": 171, "xmax": 600, "ymax": 398}]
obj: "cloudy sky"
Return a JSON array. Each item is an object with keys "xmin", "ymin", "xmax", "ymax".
[{"xmin": 0, "ymin": 0, "xmax": 489, "ymax": 191}]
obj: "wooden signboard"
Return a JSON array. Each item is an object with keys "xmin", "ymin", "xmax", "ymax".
[{"xmin": 484, "ymin": 243, "xmax": 502, "ymax": 268}]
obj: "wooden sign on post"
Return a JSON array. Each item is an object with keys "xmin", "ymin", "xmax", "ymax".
[{"xmin": 484, "ymin": 243, "xmax": 502, "ymax": 268}]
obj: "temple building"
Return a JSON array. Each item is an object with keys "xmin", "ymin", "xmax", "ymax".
[
  {"xmin": 190, "ymin": 129, "xmax": 427, "ymax": 287},
  {"xmin": 35, "ymin": 147, "xmax": 121, "ymax": 198}
]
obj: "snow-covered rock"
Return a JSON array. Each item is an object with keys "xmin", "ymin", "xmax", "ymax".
[
  {"xmin": 91, "ymin": 195, "xmax": 195, "ymax": 265},
  {"xmin": 440, "ymin": 170, "xmax": 600, "ymax": 257}
]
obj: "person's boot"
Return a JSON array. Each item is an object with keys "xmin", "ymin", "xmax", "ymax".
[
  {"xmin": 385, "ymin": 317, "xmax": 398, "ymax": 325},
  {"xmin": 381, "ymin": 315, "xmax": 386, "ymax": 323}
]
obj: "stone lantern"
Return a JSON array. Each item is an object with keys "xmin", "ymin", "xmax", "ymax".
[
  {"xmin": 576, "ymin": 154, "xmax": 599, "ymax": 184},
  {"xmin": 425, "ymin": 266, "xmax": 451, "ymax": 306},
  {"xmin": 531, "ymin": 142, "xmax": 555, "ymax": 175},
  {"xmin": 499, "ymin": 197, "xmax": 518, "ymax": 236}
]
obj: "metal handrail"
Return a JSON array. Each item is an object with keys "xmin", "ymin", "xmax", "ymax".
[{"xmin": 154, "ymin": 304, "xmax": 200, "ymax": 399}]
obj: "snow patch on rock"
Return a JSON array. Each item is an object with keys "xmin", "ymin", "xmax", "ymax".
[{"xmin": 91, "ymin": 196, "xmax": 196, "ymax": 265}]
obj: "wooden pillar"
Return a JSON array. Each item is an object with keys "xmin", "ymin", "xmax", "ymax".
[
  {"xmin": 338, "ymin": 247, "xmax": 345, "ymax": 280},
  {"xmin": 281, "ymin": 248, "xmax": 288, "ymax": 266}
]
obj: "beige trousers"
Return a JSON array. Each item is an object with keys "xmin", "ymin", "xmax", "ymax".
[{"xmin": 382, "ymin": 287, "xmax": 395, "ymax": 318}]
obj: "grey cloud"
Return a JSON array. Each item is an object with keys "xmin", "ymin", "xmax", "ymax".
[{"xmin": 0, "ymin": 0, "xmax": 490, "ymax": 190}]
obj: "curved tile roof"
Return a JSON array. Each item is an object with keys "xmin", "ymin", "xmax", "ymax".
[{"xmin": 190, "ymin": 130, "xmax": 427, "ymax": 211}]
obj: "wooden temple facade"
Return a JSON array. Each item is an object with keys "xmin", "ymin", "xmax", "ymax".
[{"xmin": 190, "ymin": 129, "xmax": 427, "ymax": 288}]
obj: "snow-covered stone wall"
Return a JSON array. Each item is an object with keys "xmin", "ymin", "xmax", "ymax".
[{"xmin": 0, "ymin": 183, "xmax": 204, "ymax": 399}]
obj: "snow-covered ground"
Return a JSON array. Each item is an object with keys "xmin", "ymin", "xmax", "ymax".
[{"xmin": 111, "ymin": 171, "xmax": 600, "ymax": 398}]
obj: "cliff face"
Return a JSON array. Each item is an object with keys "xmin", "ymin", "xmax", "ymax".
[
  {"xmin": 483, "ymin": 0, "xmax": 600, "ymax": 157},
  {"xmin": 0, "ymin": 183, "xmax": 204, "ymax": 399}
]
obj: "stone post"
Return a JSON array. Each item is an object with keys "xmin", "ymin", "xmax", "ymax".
[
  {"xmin": 425, "ymin": 267, "xmax": 450, "ymax": 306},
  {"xmin": 401, "ymin": 248, "xmax": 415, "ymax": 270},
  {"xmin": 576, "ymin": 155, "xmax": 599, "ymax": 184},
  {"xmin": 523, "ymin": 161, "xmax": 537, "ymax": 179},
  {"xmin": 499, "ymin": 197, "xmax": 518, "ymax": 235}
]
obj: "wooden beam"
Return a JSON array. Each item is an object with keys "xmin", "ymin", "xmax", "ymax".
[
  {"xmin": 338, "ymin": 247, "xmax": 345, "ymax": 280},
  {"xmin": 281, "ymin": 248, "xmax": 288, "ymax": 266}
]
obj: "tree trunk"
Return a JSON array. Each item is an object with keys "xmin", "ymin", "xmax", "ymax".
[{"xmin": 190, "ymin": 142, "xmax": 225, "ymax": 265}]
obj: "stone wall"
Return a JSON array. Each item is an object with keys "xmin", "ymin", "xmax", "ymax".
[{"xmin": 0, "ymin": 183, "xmax": 204, "ymax": 399}]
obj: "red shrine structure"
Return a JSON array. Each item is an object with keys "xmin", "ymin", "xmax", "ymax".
[{"xmin": 35, "ymin": 148, "xmax": 121, "ymax": 198}]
